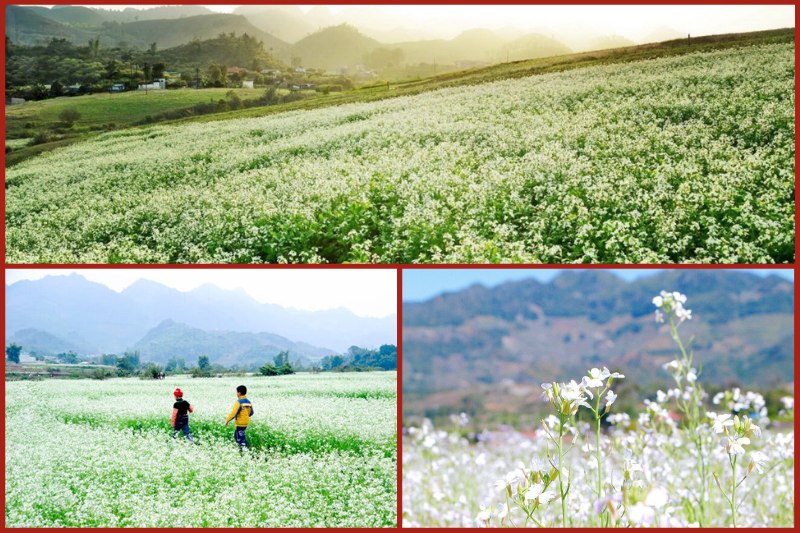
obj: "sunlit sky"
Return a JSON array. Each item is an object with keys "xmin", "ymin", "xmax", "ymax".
[
  {"xmin": 53, "ymin": 5, "xmax": 795, "ymax": 40},
  {"xmin": 6, "ymin": 269, "xmax": 397, "ymax": 318},
  {"xmin": 403, "ymin": 269, "xmax": 794, "ymax": 302}
]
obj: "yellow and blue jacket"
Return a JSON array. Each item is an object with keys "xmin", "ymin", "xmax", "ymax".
[{"xmin": 226, "ymin": 396, "xmax": 253, "ymax": 427}]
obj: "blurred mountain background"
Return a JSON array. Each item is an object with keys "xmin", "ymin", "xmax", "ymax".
[{"xmin": 402, "ymin": 270, "xmax": 794, "ymax": 426}]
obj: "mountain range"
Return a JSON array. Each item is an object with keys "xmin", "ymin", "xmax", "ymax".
[
  {"xmin": 6, "ymin": 5, "xmax": 671, "ymax": 72},
  {"xmin": 403, "ymin": 271, "xmax": 793, "ymax": 419},
  {"xmin": 5, "ymin": 274, "xmax": 396, "ymax": 365}
]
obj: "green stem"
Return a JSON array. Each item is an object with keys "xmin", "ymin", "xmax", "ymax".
[
  {"xmin": 595, "ymin": 398, "xmax": 603, "ymax": 526},
  {"xmin": 669, "ymin": 314, "xmax": 707, "ymax": 527},
  {"xmin": 558, "ymin": 412, "xmax": 567, "ymax": 527},
  {"xmin": 730, "ymin": 455, "xmax": 738, "ymax": 528}
]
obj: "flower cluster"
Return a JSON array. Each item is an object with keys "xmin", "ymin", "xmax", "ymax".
[
  {"xmin": 653, "ymin": 291, "xmax": 692, "ymax": 324},
  {"xmin": 712, "ymin": 389, "xmax": 768, "ymax": 420},
  {"xmin": 542, "ymin": 381, "xmax": 592, "ymax": 417},
  {"xmin": 709, "ymin": 413, "xmax": 761, "ymax": 456}
]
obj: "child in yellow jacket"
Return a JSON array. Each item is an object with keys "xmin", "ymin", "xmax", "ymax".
[{"xmin": 225, "ymin": 385, "xmax": 253, "ymax": 449}]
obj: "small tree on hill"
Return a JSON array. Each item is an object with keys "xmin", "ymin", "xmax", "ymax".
[
  {"xmin": 59, "ymin": 108, "xmax": 81, "ymax": 127},
  {"xmin": 6, "ymin": 343, "xmax": 22, "ymax": 364}
]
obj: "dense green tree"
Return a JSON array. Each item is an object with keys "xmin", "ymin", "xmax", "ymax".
[
  {"xmin": 165, "ymin": 356, "xmax": 186, "ymax": 373},
  {"xmin": 259, "ymin": 362, "xmax": 278, "ymax": 376},
  {"xmin": 152, "ymin": 61, "xmax": 166, "ymax": 79},
  {"xmin": 6, "ymin": 343, "xmax": 22, "ymax": 364},
  {"xmin": 116, "ymin": 351, "xmax": 141, "ymax": 376},
  {"xmin": 145, "ymin": 363, "xmax": 163, "ymax": 379},
  {"xmin": 57, "ymin": 351, "xmax": 80, "ymax": 364}
]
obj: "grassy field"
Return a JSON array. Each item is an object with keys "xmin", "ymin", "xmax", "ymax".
[
  {"xmin": 6, "ymin": 88, "xmax": 265, "ymax": 137},
  {"xmin": 4, "ymin": 88, "xmax": 265, "ymax": 165},
  {"xmin": 5, "ymin": 28, "xmax": 792, "ymax": 167},
  {"xmin": 5, "ymin": 362, "xmax": 116, "ymax": 380}
]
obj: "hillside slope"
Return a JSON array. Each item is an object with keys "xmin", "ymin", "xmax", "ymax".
[
  {"xmin": 6, "ymin": 36, "xmax": 794, "ymax": 265},
  {"xmin": 6, "ymin": 6, "xmax": 288, "ymax": 51},
  {"xmin": 132, "ymin": 319, "xmax": 334, "ymax": 366}
]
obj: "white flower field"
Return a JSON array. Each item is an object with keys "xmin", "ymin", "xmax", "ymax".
[
  {"xmin": 402, "ymin": 294, "xmax": 794, "ymax": 527},
  {"xmin": 5, "ymin": 373, "xmax": 397, "ymax": 527},
  {"xmin": 5, "ymin": 42, "xmax": 794, "ymax": 264}
]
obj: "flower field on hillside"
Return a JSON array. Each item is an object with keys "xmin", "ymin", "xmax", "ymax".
[
  {"xmin": 6, "ymin": 43, "xmax": 794, "ymax": 263},
  {"xmin": 5, "ymin": 373, "xmax": 397, "ymax": 527}
]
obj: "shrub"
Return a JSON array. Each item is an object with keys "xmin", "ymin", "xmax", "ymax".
[{"xmin": 58, "ymin": 108, "xmax": 81, "ymax": 127}]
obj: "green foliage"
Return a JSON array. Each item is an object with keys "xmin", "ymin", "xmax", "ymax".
[
  {"xmin": 259, "ymin": 362, "xmax": 278, "ymax": 376},
  {"xmin": 6, "ymin": 33, "xmax": 284, "ymax": 101},
  {"xmin": 225, "ymin": 90, "xmax": 243, "ymax": 110},
  {"xmin": 58, "ymin": 108, "xmax": 81, "ymax": 127},
  {"xmin": 164, "ymin": 356, "xmax": 186, "ymax": 373},
  {"xmin": 115, "ymin": 351, "xmax": 141, "ymax": 376},
  {"xmin": 90, "ymin": 367, "xmax": 113, "ymax": 380},
  {"xmin": 206, "ymin": 63, "xmax": 226, "ymax": 87},
  {"xmin": 56, "ymin": 351, "xmax": 80, "ymax": 364},
  {"xmin": 143, "ymin": 362, "xmax": 163, "ymax": 379},
  {"xmin": 321, "ymin": 345, "xmax": 397, "ymax": 371},
  {"xmin": 197, "ymin": 354, "xmax": 210, "ymax": 369},
  {"xmin": 6, "ymin": 343, "xmax": 22, "ymax": 364},
  {"xmin": 259, "ymin": 351, "xmax": 295, "ymax": 376}
]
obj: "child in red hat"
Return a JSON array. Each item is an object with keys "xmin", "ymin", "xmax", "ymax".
[{"xmin": 171, "ymin": 388, "xmax": 195, "ymax": 442}]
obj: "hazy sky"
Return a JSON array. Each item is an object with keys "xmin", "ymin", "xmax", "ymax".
[
  {"xmin": 403, "ymin": 269, "xmax": 794, "ymax": 302},
  {"xmin": 6, "ymin": 268, "xmax": 397, "ymax": 318},
  {"xmin": 61, "ymin": 4, "xmax": 794, "ymax": 40}
]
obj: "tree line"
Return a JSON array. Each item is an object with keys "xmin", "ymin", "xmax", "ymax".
[{"xmin": 5, "ymin": 343, "xmax": 397, "ymax": 379}]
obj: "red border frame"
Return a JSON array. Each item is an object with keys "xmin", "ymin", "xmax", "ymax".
[{"xmin": 1, "ymin": 1, "xmax": 798, "ymax": 530}]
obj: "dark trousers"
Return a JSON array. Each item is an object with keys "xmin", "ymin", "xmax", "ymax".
[
  {"xmin": 173, "ymin": 415, "xmax": 193, "ymax": 441},
  {"xmin": 234, "ymin": 426, "xmax": 248, "ymax": 449}
]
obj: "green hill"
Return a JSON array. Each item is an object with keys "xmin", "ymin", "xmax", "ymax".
[
  {"xmin": 290, "ymin": 24, "xmax": 381, "ymax": 70},
  {"xmin": 34, "ymin": 6, "xmax": 109, "ymax": 26},
  {"xmin": 6, "ymin": 6, "xmax": 289, "ymax": 51},
  {"xmin": 238, "ymin": 7, "xmax": 316, "ymax": 44},
  {"xmin": 158, "ymin": 33, "xmax": 284, "ymax": 70},
  {"xmin": 8, "ymin": 328, "xmax": 90, "ymax": 356},
  {"xmin": 5, "ymin": 5, "xmax": 79, "ymax": 44},
  {"xmin": 114, "ymin": 14, "xmax": 289, "ymax": 51},
  {"xmin": 132, "ymin": 319, "xmax": 334, "ymax": 368}
]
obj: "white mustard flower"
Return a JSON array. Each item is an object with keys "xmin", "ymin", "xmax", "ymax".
[{"xmin": 606, "ymin": 390, "xmax": 618, "ymax": 409}]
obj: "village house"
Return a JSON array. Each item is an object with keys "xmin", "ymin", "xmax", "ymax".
[{"xmin": 137, "ymin": 78, "xmax": 166, "ymax": 91}]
